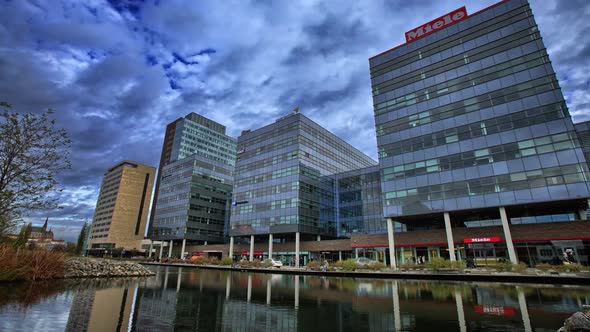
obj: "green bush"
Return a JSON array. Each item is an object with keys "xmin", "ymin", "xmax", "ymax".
[
  {"xmin": 450, "ymin": 260, "xmax": 466, "ymax": 269},
  {"xmin": 251, "ymin": 259, "xmax": 262, "ymax": 268},
  {"xmin": 208, "ymin": 257, "xmax": 220, "ymax": 265},
  {"xmin": 262, "ymin": 260, "xmax": 273, "ymax": 268},
  {"xmin": 333, "ymin": 260, "xmax": 344, "ymax": 268},
  {"xmin": 427, "ymin": 257, "xmax": 451, "ymax": 271},
  {"xmin": 193, "ymin": 256, "xmax": 207, "ymax": 265},
  {"xmin": 220, "ymin": 257, "xmax": 233, "ymax": 266},
  {"xmin": 495, "ymin": 261, "xmax": 514, "ymax": 272},
  {"xmin": 367, "ymin": 261, "xmax": 385, "ymax": 271},
  {"xmin": 342, "ymin": 259, "xmax": 358, "ymax": 271}
]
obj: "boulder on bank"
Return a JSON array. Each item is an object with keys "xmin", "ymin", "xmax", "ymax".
[
  {"xmin": 65, "ymin": 258, "xmax": 154, "ymax": 278},
  {"xmin": 558, "ymin": 306, "xmax": 590, "ymax": 332}
]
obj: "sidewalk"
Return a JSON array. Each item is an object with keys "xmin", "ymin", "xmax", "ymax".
[{"xmin": 140, "ymin": 261, "xmax": 590, "ymax": 285}]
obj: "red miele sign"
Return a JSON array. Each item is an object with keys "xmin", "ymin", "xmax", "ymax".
[
  {"xmin": 405, "ymin": 7, "xmax": 468, "ymax": 43},
  {"xmin": 474, "ymin": 305, "xmax": 516, "ymax": 316},
  {"xmin": 464, "ymin": 237, "xmax": 501, "ymax": 244}
]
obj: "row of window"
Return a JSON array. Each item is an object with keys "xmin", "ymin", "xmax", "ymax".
[
  {"xmin": 376, "ymin": 74, "xmax": 557, "ymax": 135},
  {"xmin": 373, "ymin": 23, "xmax": 540, "ymax": 100},
  {"xmin": 378, "ymin": 101, "xmax": 566, "ymax": 158},
  {"xmin": 375, "ymin": 50, "xmax": 548, "ymax": 114},
  {"xmin": 382, "ymin": 132, "xmax": 578, "ymax": 181},
  {"xmin": 384, "ymin": 163, "xmax": 588, "ymax": 205}
]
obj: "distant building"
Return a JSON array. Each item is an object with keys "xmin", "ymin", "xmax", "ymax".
[
  {"xmin": 87, "ymin": 160, "xmax": 156, "ymax": 254},
  {"xmin": 150, "ymin": 113, "xmax": 236, "ymax": 258},
  {"xmin": 27, "ymin": 218, "xmax": 65, "ymax": 250}
]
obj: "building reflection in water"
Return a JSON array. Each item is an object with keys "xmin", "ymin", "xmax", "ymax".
[{"xmin": 60, "ymin": 267, "xmax": 590, "ymax": 331}]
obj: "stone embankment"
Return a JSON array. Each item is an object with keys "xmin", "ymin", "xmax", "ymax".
[
  {"xmin": 65, "ymin": 258, "xmax": 154, "ymax": 278},
  {"xmin": 558, "ymin": 306, "xmax": 590, "ymax": 332}
]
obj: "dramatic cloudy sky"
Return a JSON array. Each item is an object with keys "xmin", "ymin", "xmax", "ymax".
[{"xmin": 1, "ymin": 0, "xmax": 588, "ymax": 241}]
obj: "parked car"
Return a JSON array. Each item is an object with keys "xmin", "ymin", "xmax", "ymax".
[
  {"xmin": 267, "ymin": 258, "xmax": 283, "ymax": 268},
  {"xmin": 354, "ymin": 257, "xmax": 376, "ymax": 266}
]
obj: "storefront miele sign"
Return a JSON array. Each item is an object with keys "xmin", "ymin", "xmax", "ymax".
[
  {"xmin": 464, "ymin": 237, "xmax": 501, "ymax": 244},
  {"xmin": 405, "ymin": 7, "xmax": 468, "ymax": 43}
]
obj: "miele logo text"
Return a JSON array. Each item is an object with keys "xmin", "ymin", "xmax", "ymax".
[{"xmin": 405, "ymin": 7, "xmax": 468, "ymax": 43}]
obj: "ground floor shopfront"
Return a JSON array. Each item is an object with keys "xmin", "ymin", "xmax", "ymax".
[{"xmin": 178, "ymin": 220, "xmax": 590, "ymax": 267}]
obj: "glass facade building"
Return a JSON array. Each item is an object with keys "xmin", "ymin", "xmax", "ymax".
[
  {"xmin": 230, "ymin": 113, "xmax": 376, "ymax": 241},
  {"xmin": 370, "ymin": 0, "xmax": 590, "ymax": 265},
  {"xmin": 150, "ymin": 113, "xmax": 236, "ymax": 254}
]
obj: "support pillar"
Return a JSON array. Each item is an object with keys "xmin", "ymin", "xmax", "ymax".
[
  {"xmin": 499, "ymin": 207, "xmax": 518, "ymax": 264},
  {"xmin": 229, "ymin": 236, "xmax": 234, "ymax": 259},
  {"xmin": 444, "ymin": 212, "xmax": 456, "ymax": 261},
  {"xmin": 268, "ymin": 234, "xmax": 273, "ymax": 259},
  {"xmin": 180, "ymin": 239, "xmax": 186, "ymax": 260},
  {"xmin": 148, "ymin": 240, "xmax": 153, "ymax": 258},
  {"xmin": 249, "ymin": 235, "xmax": 255, "ymax": 261},
  {"xmin": 355, "ymin": 248, "xmax": 359, "ymax": 259},
  {"xmin": 338, "ymin": 251, "xmax": 342, "ymax": 261},
  {"xmin": 316, "ymin": 235, "xmax": 321, "ymax": 241},
  {"xmin": 295, "ymin": 232, "xmax": 300, "ymax": 268},
  {"xmin": 169, "ymin": 240, "xmax": 173, "ymax": 258},
  {"xmin": 400, "ymin": 247, "xmax": 405, "ymax": 264},
  {"xmin": 387, "ymin": 218, "xmax": 397, "ymax": 269},
  {"xmin": 158, "ymin": 242, "xmax": 164, "ymax": 261},
  {"xmin": 578, "ymin": 208, "xmax": 586, "ymax": 221}
]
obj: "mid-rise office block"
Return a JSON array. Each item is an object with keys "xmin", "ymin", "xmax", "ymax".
[
  {"xmin": 370, "ymin": 0, "xmax": 590, "ymax": 266},
  {"xmin": 88, "ymin": 161, "xmax": 156, "ymax": 253},
  {"xmin": 229, "ymin": 112, "xmax": 376, "ymax": 264},
  {"xmin": 150, "ymin": 113, "xmax": 236, "ymax": 257}
]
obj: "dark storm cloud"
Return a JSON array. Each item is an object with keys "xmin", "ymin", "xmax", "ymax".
[{"xmin": 0, "ymin": 0, "xmax": 588, "ymax": 236}]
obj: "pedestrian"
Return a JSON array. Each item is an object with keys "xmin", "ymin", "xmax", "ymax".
[{"xmin": 563, "ymin": 252, "xmax": 570, "ymax": 264}]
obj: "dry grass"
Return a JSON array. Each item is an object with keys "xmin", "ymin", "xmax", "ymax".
[{"xmin": 0, "ymin": 246, "xmax": 65, "ymax": 281}]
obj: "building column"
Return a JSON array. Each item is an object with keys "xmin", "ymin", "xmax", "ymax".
[
  {"xmin": 400, "ymin": 247, "xmax": 405, "ymax": 264},
  {"xmin": 338, "ymin": 251, "xmax": 342, "ymax": 261},
  {"xmin": 158, "ymin": 242, "xmax": 164, "ymax": 261},
  {"xmin": 168, "ymin": 240, "xmax": 174, "ymax": 258},
  {"xmin": 268, "ymin": 234, "xmax": 273, "ymax": 259},
  {"xmin": 316, "ymin": 235, "xmax": 321, "ymax": 241},
  {"xmin": 229, "ymin": 236, "xmax": 234, "ymax": 259},
  {"xmin": 148, "ymin": 240, "xmax": 153, "ymax": 258},
  {"xmin": 444, "ymin": 212, "xmax": 456, "ymax": 261},
  {"xmin": 295, "ymin": 232, "xmax": 300, "ymax": 268},
  {"xmin": 180, "ymin": 239, "xmax": 186, "ymax": 260},
  {"xmin": 249, "ymin": 235, "xmax": 255, "ymax": 261},
  {"xmin": 499, "ymin": 207, "xmax": 518, "ymax": 264},
  {"xmin": 387, "ymin": 218, "xmax": 397, "ymax": 269},
  {"xmin": 578, "ymin": 207, "xmax": 586, "ymax": 221}
]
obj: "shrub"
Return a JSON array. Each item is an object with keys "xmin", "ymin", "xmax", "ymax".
[
  {"xmin": 208, "ymin": 257, "xmax": 220, "ymax": 265},
  {"xmin": 513, "ymin": 262, "xmax": 528, "ymax": 272},
  {"xmin": 557, "ymin": 263, "xmax": 584, "ymax": 273},
  {"xmin": 192, "ymin": 256, "xmax": 207, "ymax": 265},
  {"xmin": 367, "ymin": 261, "xmax": 385, "ymax": 271},
  {"xmin": 398, "ymin": 262, "xmax": 417, "ymax": 270},
  {"xmin": 342, "ymin": 259, "xmax": 358, "ymax": 271},
  {"xmin": 262, "ymin": 260, "xmax": 273, "ymax": 268},
  {"xmin": 451, "ymin": 260, "xmax": 466, "ymax": 269},
  {"xmin": 495, "ymin": 261, "xmax": 514, "ymax": 272},
  {"xmin": 535, "ymin": 263, "xmax": 555, "ymax": 271},
  {"xmin": 427, "ymin": 257, "xmax": 451, "ymax": 271},
  {"xmin": 239, "ymin": 260, "xmax": 251, "ymax": 267},
  {"xmin": 251, "ymin": 259, "xmax": 262, "ymax": 268},
  {"xmin": 0, "ymin": 246, "xmax": 65, "ymax": 281},
  {"xmin": 308, "ymin": 261, "xmax": 322, "ymax": 270},
  {"xmin": 333, "ymin": 260, "xmax": 344, "ymax": 268},
  {"xmin": 220, "ymin": 257, "xmax": 233, "ymax": 266}
]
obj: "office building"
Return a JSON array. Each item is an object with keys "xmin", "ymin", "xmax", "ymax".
[
  {"xmin": 369, "ymin": 0, "xmax": 590, "ymax": 266},
  {"xmin": 87, "ymin": 161, "xmax": 156, "ymax": 253},
  {"xmin": 229, "ymin": 111, "xmax": 376, "ymax": 265},
  {"xmin": 150, "ymin": 113, "xmax": 236, "ymax": 257}
]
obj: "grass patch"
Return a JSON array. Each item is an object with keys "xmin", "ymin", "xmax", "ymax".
[{"xmin": 0, "ymin": 246, "xmax": 65, "ymax": 281}]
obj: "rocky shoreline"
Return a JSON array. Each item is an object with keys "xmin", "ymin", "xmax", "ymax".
[{"xmin": 65, "ymin": 258, "xmax": 154, "ymax": 278}]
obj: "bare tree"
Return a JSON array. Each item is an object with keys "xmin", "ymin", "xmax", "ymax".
[{"xmin": 0, "ymin": 102, "xmax": 71, "ymax": 235}]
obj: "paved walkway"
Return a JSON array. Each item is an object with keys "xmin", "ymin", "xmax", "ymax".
[{"xmin": 140, "ymin": 262, "xmax": 590, "ymax": 285}]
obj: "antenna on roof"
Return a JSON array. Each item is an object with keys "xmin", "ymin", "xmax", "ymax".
[{"xmin": 293, "ymin": 107, "xmax": 299, "ymax": 114}]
